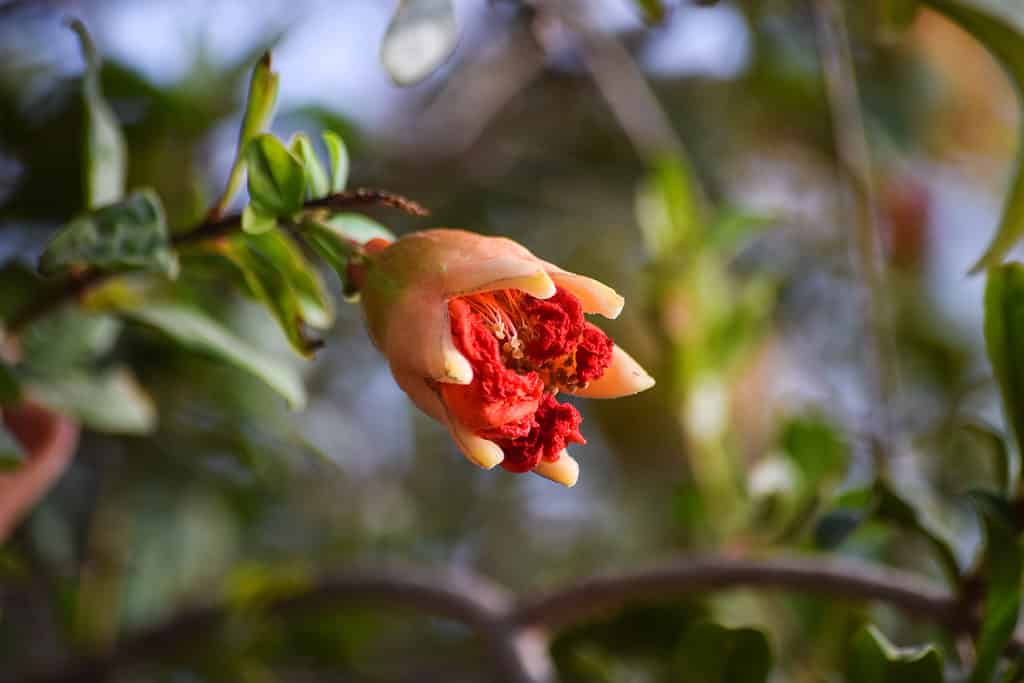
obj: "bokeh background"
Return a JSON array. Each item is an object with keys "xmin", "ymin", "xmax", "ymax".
[{"xmin": 0, "ymin": 0, "xmax": 1018, "ymax": 680}]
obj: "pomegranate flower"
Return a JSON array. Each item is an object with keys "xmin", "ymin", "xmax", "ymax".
[{"xmin": 357, "ymin": 229, "xmax": 654, "ymax": 487}]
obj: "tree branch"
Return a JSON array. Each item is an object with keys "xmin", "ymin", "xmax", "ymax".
[
  {"xmin": 29, "ymin": 554, "xmax": 1016, "ymax": 683},
  {"xmin": 4, "ymin": 189, "xmax": 427, "ymax": 336}
]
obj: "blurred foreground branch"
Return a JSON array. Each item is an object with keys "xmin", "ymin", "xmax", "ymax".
[
  {"xmin": 32, "ymin": 554, "xmax": 1007, "ymax": 683},
  {"xmin": 4, "ymin": 189, "xmax": 428, "ymax": 336}
]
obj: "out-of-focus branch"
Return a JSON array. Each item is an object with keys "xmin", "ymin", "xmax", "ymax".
[
  {"xmin": 4, "ymin": 189, "xmax": 427, "ymax": 336},
  {"xmin": 32, "ymin": 553, "xmax": 1022, "ymax": 683},
  {"xmin": 814, "ymin": 0, "xmax": 899, "ymax": 469}
]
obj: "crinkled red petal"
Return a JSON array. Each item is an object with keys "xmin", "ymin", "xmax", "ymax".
[
  {"xmin": 520, "ymin": 288, "xmax": 584, "ymax": 364},
  {"xmin": 441, "ymin": 299, "xmax": 543, "ymax": 432},
  {"xmin": 483, "ymin": 394, "xmax": 586, "ymax": 472},
  {"xmin": 575, "ymin": 321, "xmax": 614, "ymax": 383}
]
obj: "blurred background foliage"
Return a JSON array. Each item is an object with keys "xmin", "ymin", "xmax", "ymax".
[{"xmin": 2, "ymin": 0, "xmax": 1024, "ymax": 680}]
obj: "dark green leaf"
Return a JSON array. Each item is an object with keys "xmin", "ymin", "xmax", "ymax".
[
  {"xmin": 245, "ymin": 134, "xmax": 306, "ymax": 217},
  {"xmin": 290, "ymin": 133, "xmax": 329, "ymax": 199},
  {"xmin": 245, "ymin": 231, "xmax": 333, "ymax": 330},
  {"xmin": 673, "ymin": 621, "xmax": 772, "ymax": 682},
  {"xmin": 39, "ymin": 190, "xmax": 177, "ymax": 277},
  {"xmin": 780, "ymin": 413, "xmax": 849, "ymax": 492},
  {"xmin": 985, "ymin": 264, "xmax": 1024, "ymax": 460},
  {"xmin": 31, "ymin": 368, "xmax": 156, "ymax": 434},
  {"xmin": 380, "ymin": 0, "xmax": 459, "ymax": 86},
  {"xmin": 215, "ymin": 52, "xmax": 280, "ymax": 216},
  {"xmin": 961, "ymin": 420, "xmax": 1013, "ymax": 496},
  {"xmin": 300, "ymin": 215, "xmax": 394, "ymax": 300},
  {"xmin": 68, "ymin": 20, "xmax": 126, "ymax": 209},
  {"xmin": 0, "ymin": 361, "xmax": 21, "ymax": 406},
  {"xmin": 127, "ymin": 304, "xmax": 306, "ymax": 409},
  {"xmin": 874, "ymin": 481, "xmax": 961, "ymax": 586},
  {"xmin": 848, "ymin": 625, "xmax": 943, "ymax": 683},
  {"xmin": 969, "ymin": 491, "xmax": 1024, "ymax": 683},
  {"xmin": 0, "ymin": 425, "xmax": 26, "ymax": 472},
  {"xmin": 322, "ymin": 131, "xmax": 349, "ymax": 193},
  {"xmin": 917, "ymin": 0, "xmax": 1024, "ymax": 272},
  {"xmin": 216, "ymin": 236, "xmax": 323, "ymax": 357}
]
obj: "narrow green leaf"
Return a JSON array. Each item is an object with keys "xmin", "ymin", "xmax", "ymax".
[
  {"xmin": 39, "ymin": 189, "xmax": 177, "ymax": 277},
  {"xmin": 874, "ymin": 481, "xmax": 961, "ymax": 586},
  {"xmin": 635, "ymin": 155, "xmax": 702, "ymax": 259},
  {"xmin": 322, "ymin": 131, "xmax": 349, "ymax": 193},
  {"xmin": 961, "ymin": 420, "xmax": 1013, "ymax": 496},
  {"xmin": 848, "ymin": 625, "xmax": 943, "ymax": 683},
  {"xmin": 215, "ymin": 53, "xmax": 280, "ymax": 215},
  {"xmin": 245, "ymin": 134, "xmax": 306, "ymax": 217},
  {"xmin": 673, "ymin": 621, "xmax": 772, "ymax": 682},
  {"xmin": 380, "ymin": 0, "xmax": 459, "ymax": 86},
  {"xmin": 985, "ymin": 264, "xmax": 1024, "ymax": 460},
  {"xmin": 31, "ymin": 368, "xmax": 156, "ymax": 434},
  {"xmin": 300, "ymin": 215, "xmax": 394, "ymax": 300},
  {"xmin": 68, "ymin": 19, "xmax": 125, "ymax": 209},
  {"xmin": 241, "ymin": 204, "xmax": 278, "ymax": 235},
  {"xmin": 241, "ymin": 231, "xmax": 333, "ymax": 330},
  {"xmin": 127, "ymin": 304, "xmax": 306, "ymax": 409},
  {"xmin": 918, "ymin": 0, "xmax": 1024, "ymax": 272},
  {"xmin": 0, "ymin": 361, "xmax": 21, "ymax": 406},
  {"xmin": 289, "ymin": 133, "xmax": 329, "ymax": 199},
  {"xmin": 216, "ymin": 236, "xmax": 322, "ymax": 357},
  {"xmin": 326, "ymin": 213, "xmax": 396, "ymax": 244},
  {"xmin": 0, "ymin": 426, "xmax": 26, "ymax": 472},
  {"xmin": 969, "ymin": 492, "xmax": 1024, "ymax": 683}
]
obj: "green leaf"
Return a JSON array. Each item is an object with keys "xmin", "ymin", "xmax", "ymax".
[
  {"xmin": 20, "ymin": 310, "xmax": 121, "ymax": 374},
  {"xmin": 68, "ymin": 19, "xmax": 126, "ymax": 209},
  {"xmin": 960, "ymin": 420, "xmax": 1013, "ymax": 496},
  {"xmin": 380, "ymin": 0, "xmax": 460, "ymax": 86},
  {"xmin": 873, "ymin": 481, "xmax": 961, "ymax": 586},
  {"xmin": 985, "ymin": 264, "xmax": 1024, "ymax": 461},
  {"xmin": 0, "ymin": 361, "xmax": 21, "ymax": 406},
  {"xmin": 673, "ymin": 621, "xmax": 772, "ymax": 682},
  {"xmin": 300, "ymin": 215, "xmax": 394, "ymax": 300},
  {"xmin": 245, "ymin": 134, "xmax": 306, "ymax": 217},
  {"xmin": 39, "ymin": 189, "xmax": 178, "ymax": 277},
  {"xmin": 127, "ymin": 304, "xmax": 306, "ymax": 409},
  {"xmin": 635, "ymin": 155, "xmax": 702, "ymax": 259},
  {"xmin": 215, "ymin": 52, "xmax": 280, "ymax": 216},
  {"xmin": 848, "ymin": 625, "xmax": 943, "ymax": 683},
  {"xmin": 322, "ymin": 131, "xmax": 349, "ymax": 193},
  {"xmin": 918, "ymin": 0, "xmax": 1024, "ymax": 272},
  {"xmin": 0, "ymin": 426, "xmax": 27, "ymax": 472},
  {"xmin": 216, "ymin": 236, "xmax": 323, "ymax": 357},
  {"xmin": 780, "ymin": 413, "xmax": 849, "ymax": 492},
  {"xmin": 633, "ymin": 0, "xmax": 666, "ymax": 24},
  {"xmin": 241, "ymin": 204, "xmax": 278, "ymax": 235},
  {"xmin": 245, "ymin": 231, "xmax": 333, "ymax": 330},
  {"xmin": 289, "ymin": 133, "xmax": 329, "ymax": 199},
  {"xmin": 31, "ymin": 367, "xmax": 156, "ymax": 434},
  {"xmin": 969, "ymin": 492, "xmax": 1024, "ymax": 683}
]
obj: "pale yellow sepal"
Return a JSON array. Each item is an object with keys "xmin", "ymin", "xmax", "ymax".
[{"xmin": 533, "ymin": 452, "xmax": 579, "ymax": 487}]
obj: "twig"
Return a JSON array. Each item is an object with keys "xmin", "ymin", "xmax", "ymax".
[
  {"xmin": 813, "ymin": 0, "xmax": 899, "ymax": 471},
  {"xmin": 5, "ymin": 189, "xmax": 427, "ymax": 336},
  {"xmin": 29, "ymin": 554, "xmax": 1020, "ymax": 683}
]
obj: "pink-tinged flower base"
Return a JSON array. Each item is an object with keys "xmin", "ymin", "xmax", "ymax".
[{"xmin": 358, "ymin": 229, "xmax": 655, "ymax": 487}]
